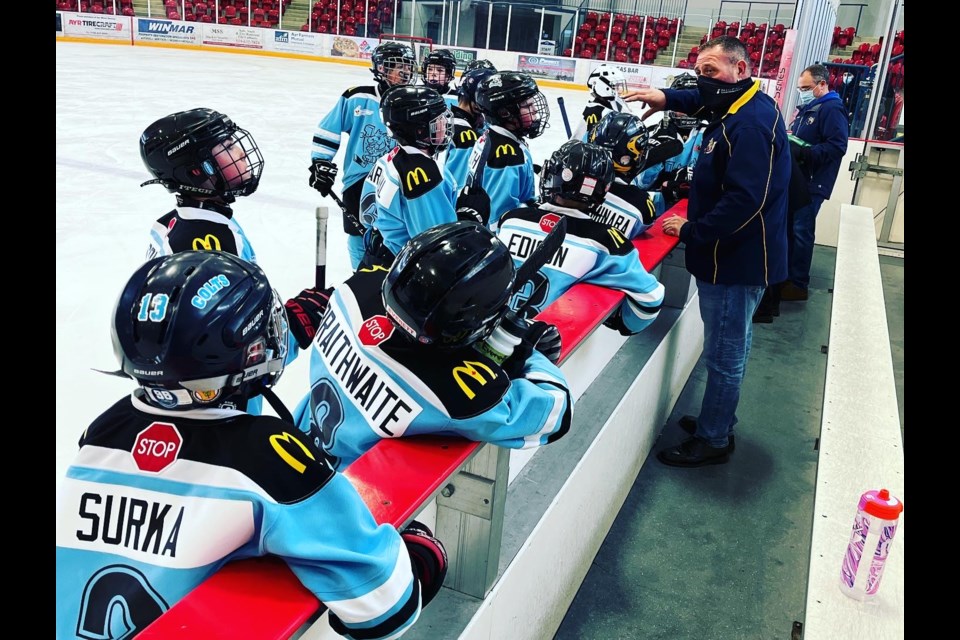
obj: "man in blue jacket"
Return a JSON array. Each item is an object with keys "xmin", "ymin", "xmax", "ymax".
[
  {"xmin": 624, "ymin": 35, "xmax": 790, "ymax": 467},
  {"xmin": 781, "ymin": 63, "xmax": 850, "ymax": 301}
]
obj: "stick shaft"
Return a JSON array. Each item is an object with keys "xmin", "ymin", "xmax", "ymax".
[
  {"xmin": 557, "ymin": 96, "xmax": 572, "ymax": 139},
  {"xmin": 315, "ymin": 207, "xmax": 329, "ymax": 289}
]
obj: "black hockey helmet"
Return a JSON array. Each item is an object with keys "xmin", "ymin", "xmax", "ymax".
[
  {"xmin": 539, "ymin": 140, "xmax": 614, "ymax": 209},
  {"xmin": 382, "ymin": 221, "xmax": 516, "ymax": 349},
  {"xmin": 112, "ymin": 251, "xmax": 288, "ymax": 409},
  {"xmin": 457, "ymin": 68, "xmax": 495, "ymax": 105},
  {"xmin": 464, "ymin": 59, "xmax": 497, "ymax": 73},
  {"xmin": 669, "ymin": 72, "xmax": 699, "ymax": 90},
  {"xmin": 380, "ymin": 85, "xmax": 453, "ymax": 156},
  {"xmin": 589, "ymin": 111, "xmax": 650, "ymax": 181},
  {"xmin": 371, "ymin": 42, "xmax": 417, "ymax": 88},
  {"xmin": 475, "ymin": 72, "xmax": 550, "ymax": 139},
  {"xmin": 420, "ymin": 48, "xmax": 457, "ymax": 92},
  {"xmin": 139, "ymin": 108, "xmax": 264, "ymax": 203}
]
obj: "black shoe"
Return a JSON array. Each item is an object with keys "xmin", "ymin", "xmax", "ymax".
[
  {"xmin": 780, "ymin": 282, "xmax": 809, "ymax": 301},
  {"xmin": 752, "ymin": 311, "xmax": 775, "ymax": 323},
  {"xmin": 657, "ymin": 436, "xmax": 731, "ymax": 467},
  {"xmin": 677, "ymin": 415, "xmax": 735, "ymax": 452}
]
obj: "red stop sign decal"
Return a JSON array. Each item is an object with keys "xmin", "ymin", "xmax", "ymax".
[
  {"xmin": 540, "ymin": 213, "xmax": 561, "ymax": 234},
  {"xmin": 358, "ymin": 315, "xmax": 395, "ymax": 346},
  {"xmin": 132, "ymin": 422, "xmax": 182, "ymax": 473}
]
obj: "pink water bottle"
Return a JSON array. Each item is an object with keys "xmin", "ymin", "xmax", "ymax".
[{"xmin": 839, "ymin": 488, "xmax": 903, "ymax": 601}]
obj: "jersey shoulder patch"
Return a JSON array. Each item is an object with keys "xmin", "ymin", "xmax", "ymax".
[
  {"xmin": 582, "ymin": 104, "xmax": 605, "ymax": 125},
  {"xmin": 385, "ymin": 346, "xmax": 511, "ymax": 419},
  {"xmin": 393, "ymin": 149, "xmax": 443, "ymax": 198},
  {"xmin": 570, "ymin": 216, "xmax": 635, "ymax": 256},
  {"xmin": 165, "ymin": 215, "xmax": 240, "ymax": 255},
  {"xmin": 453, "ymin": 123, "xmax": 480, "ymax": 149},
  {"xmin": 484, "ymin": 131, "xmax": 526, "ymax": 168}
]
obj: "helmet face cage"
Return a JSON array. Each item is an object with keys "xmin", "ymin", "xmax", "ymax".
[
  {"xmin": 478, "ymin": 74, "xmax": 550, "ymax": 139},
  {"xmin": 539, "ymin": 141, "xmax": 615, "ymax": 209},
  {"xmin": 372, "ymin": 44, "xmax": 417, "ymax": 87},
  {"xmin": 112, "ymin": 252, "xmax": 288, "ymax": 409},
  {"xmin": 590, "ymin": 112, "xmax": 650, "ymax": 181},
  {"xmin": 140, "ymin": 109, "xmax": 264, "ymax": 201},
  {"xmin": 382, "ymin": 222, "xmax": 516, "ymax": 350},
  {"xmin": 588, "ymin": 65, "xmax": 628, "ymax": 99},
  {"xmin": 421, "ymin": 50, "xmax": 457, "ymax": 91}
]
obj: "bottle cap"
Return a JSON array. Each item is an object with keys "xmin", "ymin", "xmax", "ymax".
[{"xmin": 861, "ymin": 488, "xmax": 903, "ymax": 520}]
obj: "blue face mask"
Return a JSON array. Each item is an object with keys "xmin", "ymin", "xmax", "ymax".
[{"xmin": 797, "ymin": 89, "xmax": 815, "ymax": 106}]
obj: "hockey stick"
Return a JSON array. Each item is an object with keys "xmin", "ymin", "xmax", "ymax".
[
  {"xmin": 510, "ymin": 215, "xmax": 567, "ymax": 318},
  {"xmin": 315, "ymin": 206, "xmax": 329, "ymax": 289},
  {"xmin": 327, "ymin": 189, "xmax": 366, "ymax": 237},
  {"xmin": 557, "ymin": 96, "xmax": 572, "ymax": 139}
]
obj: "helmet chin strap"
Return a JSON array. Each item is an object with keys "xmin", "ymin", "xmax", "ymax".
[{"xmin": 260, "ymin": 386, "xmax": 294, "ymax": 423}]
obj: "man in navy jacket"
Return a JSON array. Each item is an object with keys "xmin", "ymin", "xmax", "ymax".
[
  {"xmin": 781, "ymin": 63, "xmax": 850, "ymax": 301},
  {"xmin": 624, "ymin": 35, "xmax": 790, "ymax": 467}
]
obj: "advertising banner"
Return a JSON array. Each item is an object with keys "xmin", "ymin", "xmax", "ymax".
[
  {"xmin": 449, "ymin": 47, "xmax": 478, "ymax": 71},
  {"xmin": 267, "ymin": 29, "xmax": 324, "ymax": 56},
  {"xmin": 586, "ymin": 60, "xmax": 655, "ymax": 90},
  {"xmin": 516, "ymin": 54, "xmax": 576, "ymax": 82},
  {"xmin": 201, "ymin": 24, "xmax": 265, "ymax": 49},
  {"xmin": 62, "ymin": 12, "xmax": 130, "ymax": 41},
  {"xmin": 770, "ymin": 29, "xmax": 798, "ymax": 110},
  {"xmin": 136, "ymin": 18, "xmax": 202, "ymax": 45},
  {"xmin": 329, "ymin": 34, "xmax": 377, "ymax": 60}
]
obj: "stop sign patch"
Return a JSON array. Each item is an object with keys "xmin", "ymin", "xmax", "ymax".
[
  {"xmin": 358, "ymin": 315, "xmax": 395, "ymax": 346},
  {"xmin": 540, "ymin": 213, "xmax": 561, "ymax": 234},
  {"xmin": 132, "ymin": 422, "xmax": 183, "ymax": 473}
]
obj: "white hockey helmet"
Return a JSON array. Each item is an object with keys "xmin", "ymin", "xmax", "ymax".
[{"xmin": 587, "ymin": 64, "xmax": 628, "ymax": 99}]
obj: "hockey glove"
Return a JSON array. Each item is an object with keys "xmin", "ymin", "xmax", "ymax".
[
  {"xmin": 642, "ymin": 131, "xmax": 685, "ymax": 169},
  {"xmin": 790, "ymin": 140, "xmax": 813, "ymax": 166},
  {"xmin": 285, "ymin": 287, "xmax": 333, "ymax": 350},
  {"xmin": 308, "ymin": 159, "xmax": 338, "ymax": 196},
  {"xmin": 401, "ymin": 520, "xmax": 448, "ymax": 608},
  {"xmin": 659, "ymin": 167, "xmax": 691, "ymax": 209},
  {"xmin": 455, "ymin": 184, "xmax": 491, "ymax": 227},
  {"xmin": 602, "ymin": 308, "xmax": 635, "ymax": 337},
  {"xmin": 502, "ymin": 320, "xmax": 563, "ymax": 378}
]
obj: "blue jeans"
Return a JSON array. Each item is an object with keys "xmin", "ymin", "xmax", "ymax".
[
  {"xmin": 789, "ymin": 194, "xmax": 825, "ymax": 289},
  {"xmin": 695, "ymin": 280, "xmax": 765, "ymax": 448}
]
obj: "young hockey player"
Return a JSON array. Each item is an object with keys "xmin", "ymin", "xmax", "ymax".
[
  {"xmin": 309, "ymin": 42, "xmax": 417, "ymax": 269},
  {"xmin": 589, "ymin": 111, "xmax": 673, "ymax": 238},
  {"xmin": 291, "ymin": 221, "xmax": 573, "ymax": 470},
  {"xmin": 56, "ymin": 251, "xmax": 447, "ymax": 639},
  {"xmin": 444, "ymin": 67, "xmax": 495, "ymax": 190},
  {"xmin": 420, "ymin": 48, "xmax": 459, "ymax": 108},
  {"xmin": 570, "ymin": 63, "xmax": 630, "ymax": 141},
  {"xmin": 497, "ymin": 140, "xmax": 665, "ymax": 335},
  {"xmin": 467, "ymin": 71, "xmax": 550, "ymax": 229},
  {"xmin": 141, "ymin": 108, "xmax": 264, "ymax": 263},
  {"xmin": 358, "ymin": 85, "xmax": 489, "ymax": 265}
]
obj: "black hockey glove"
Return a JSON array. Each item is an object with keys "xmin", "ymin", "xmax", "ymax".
[
  {"xmin": 285, "ymin": 287, "xmax": 333, "ymax": 349},
  {"xmin": 659, "ymin": 167, "xmax": 691, "ymax": 209},
  {"xmin": 602, "ymin": 308, "xmax": 635, "ymax": 337},
  {"xmin": 502, "ymin": 319, "xmax": 564, "ymax": 378},
  {"xmin": 308, "ymin": 159, "xmax": 338, "ymax": 196},
  {"xmin": 642, "ymin": 130, "xmax": 685, "ymax": 169},
  {"xmin": 455, "ymin": 184, "xmax": 491, "ymax": 226},
  {"xmin": 401, "ymin": 520, "xmax": 448, "ymax": 608}
]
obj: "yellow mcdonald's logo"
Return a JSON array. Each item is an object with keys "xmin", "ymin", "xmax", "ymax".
[
  {"xmin": 607, "ymin": 227, "xmax": 626, "ymax": 248},
  {"xmin": 460, "ymin": 129, "xmax": 478, "ymax": 143},
  {"xmin": 192, "ymin": 234, "xmax": 222, "ymax": 251},
  {"xmin": 495, "ymin": 144, "xmax": 516, "ymax": 158},
  {"xmin": 586, "ymin": 113, "xmax": 599, "ymax": 124},
  {"xmin": 452, "ymin": 360, "xmax": 497, "ymax": 400},
  {"xmin": 268, "ymin": 432, "xmax": 316, "ymax": 474},
  {"xmin": 406, "ymin": 167, "xmax": 430, "ymax": 190}
]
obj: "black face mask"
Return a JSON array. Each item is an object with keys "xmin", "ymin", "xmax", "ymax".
[{"xmin": 697, "ymin": 75, "xmax": 754, "ymax": 112}]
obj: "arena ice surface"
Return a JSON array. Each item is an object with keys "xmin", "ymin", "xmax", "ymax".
[{"xmin": 55, "ymin": 42, "xmax": 610, "ymax": 490}]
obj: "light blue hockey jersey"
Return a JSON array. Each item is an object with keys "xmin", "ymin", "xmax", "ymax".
[
  {"xmin": 291, "ymin": 267, "xmax": 573, "ymax": 470},
  {"xmin": 56, "ymin": 392, "xmax": 421, "ymax": 639},
  {"xmin": 465, "ymin": 125, "xmax": 536, "ymax": 230},
  {"xmin": 442, "ymin": 105, "xmax": 482, "ymax": 192},
  {"xmin": 592, "ymin": 177, "xmax": 667, "ymax": 239},
  {"xmin": 311, "ymin": 85, "xmax": 397, "ymax": 190},
  {"xmin": 359, "ymin": 145, "xmax": 459, "ymax": 257},
  {"xmin": 497, "ymin": 203, "xmax": 665, "ymax": 334}
]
